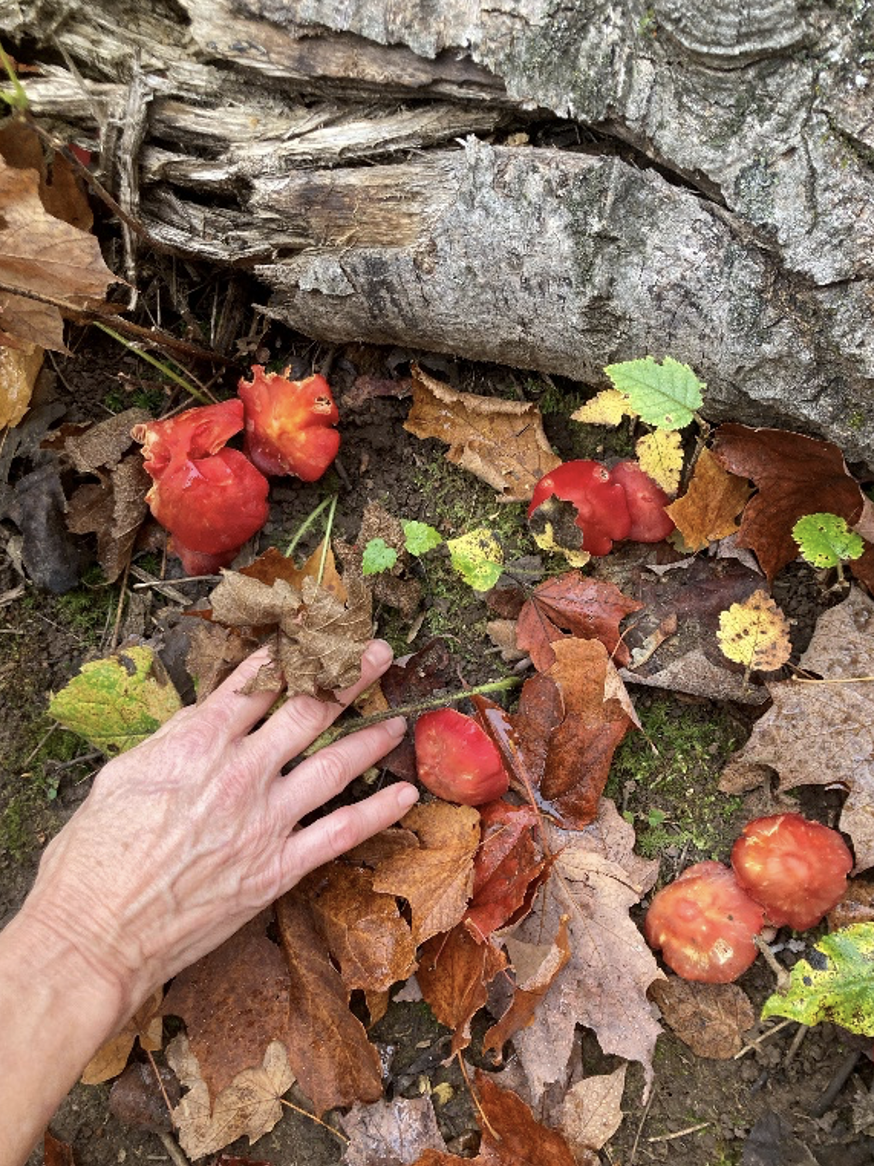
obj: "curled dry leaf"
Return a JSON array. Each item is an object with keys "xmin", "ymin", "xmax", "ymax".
[
  {"xmin": 80, "ymin": 987, "xmax": 163, "ymax": 1085},
  {"xmin": 403, "ymin": 364, "xmax": 560, "ymax": 501},
  {"xmin": 650, "ymin": 976, "xmax": 756, "ymax": 1059}
]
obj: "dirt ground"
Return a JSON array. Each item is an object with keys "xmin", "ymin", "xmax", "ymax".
[{"xmin": 3, "ymin": 316, "xmax": 874, "ymax": 1166}]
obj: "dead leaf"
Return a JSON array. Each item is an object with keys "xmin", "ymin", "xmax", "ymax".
[
  {"xmin": 829, "ymin": 879, "xmax": 874, "ymax": 931},
  {"xmin": 464, "ymin": 800, "xmax": 545, "ymax": 942},
  {"xmin": 109, "ymin": 1061, "xmax": 180, "ymax": 1133},
  {"xmin": 716, "ymin": 590, "xmax": 792, "ymax": 673},
  {"xmin": 166, "ymin": 1033, "xmax": 293, "ymax": 1158},
  {"xmin": 342, "ymin": 1096, "xmax": 448, "ymax": 1166},
  {"xmin": 81, "ymin": 987, "xmax": 163, "ymax": 1085},
  {"xmin": 0, "ymin": 154, "xmax": 119, "ymax": 350},
  {"xmin": 44, "ymin": 1132, "xmax": 75, "ymax": 1166},
  {"xmin": 185, "ymin": 620, "xmax": 253, "ymax": 700},
  {"xmin": 484, "ymin": 917, "xmax": 571, "ymax": 1057},
  {"xmin": 0, "ymin": 117, "xmax": 93, "ymax": 232},
  {"xmin": 372, "ymin": 803, "xmax": 481, "ymax": 945},
  {"xmin": 239, "ymin": 540, "xmax": 346, "ymax": 602},
  {"xmin": 404, "ymin": 365, "xmax": 560, "ymax": 501},
  {"xmin": 720, "ymin": 587, "xmax": 874, "ymax": 870},
  {"xmin": 304, "ymin": 863, "xmax": 417, "ymax": 993},
  {"xmin": 515, "ymin": 571, "xmax": 643, "ymax": 670},
  {"xmin": 650, "ymin": 976, "xmax": 755, "ymax": 1059},
  {"xmin": 636, "ymin": 429, "xmax": 683, "ymax": 495},
  {"xmin": 9, "ymin": 458, "xmax": 85, "ymax": 592},
  {"xmin": 497, "ymin": 800, "xmax": 662, "ymax": 1098},
  {"xmin": 335, "ymin": 502, "xmax": 422, "ymax": 618},
  {"xmin": 665, "ymin": 446, "xmax": 752, "ymax": 551},
  {"xmin": 0, "ymin": 342, "xmax": 42, "ymax": 428},
  {"xmin": 66, "ymin": 454, "xmax": 151, "ymax": 582},
  {"xmin": 161, "ymin": 915, "xmax": 292, "ymax": 1101},
  {"xmin": 417, "ymin": 924, "xmax": 508, "ymax": 1054},
  {"xmin": 475, "ymin": 639, "xmax": 637, "ymax": 830},
  {"xmin": 60, "ymin": 407, "xmax": 151, "ymax": 472},
  {"xmin": 711, "ymin": 424, "xmax": 866, "ymax": 582},
  {"xmin": 560, "ymin": 1065, "xmax": 627, "ymax": 1156},
  {"xmin": 275, "ymin": 886, "xmax": 383, "ymax": 1113}
]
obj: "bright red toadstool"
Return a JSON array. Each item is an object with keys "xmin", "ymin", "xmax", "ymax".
[
  {"xmin": 238, "ymin": 365, "xmax": 340, "ymax": 481},
  {"xmin": 644, "ymin": 860, "xmax": 765, "ymax": 982},
  {"xmin": 414, "ymin": 708, "xmax": 510, "ymax": 806},
  {"xmin": 731, "ymin": 813, "xmax": 853, "ymax": 932},
  {"xmin": 132, "ymin": 399, "xmax": 270, "ymax": 575},
  {"xmin": 527, "ymin": 458, "xmax": 673, "ymax": 557}
]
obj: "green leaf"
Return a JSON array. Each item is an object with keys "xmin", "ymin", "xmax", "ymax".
[
  {"xmin": 761, "ymin": 924, "xmax": 874, "ymax": 1035},
  {"xmin": 362, "ymin": 538, "xmax": 399, "ymax": 575},
  {"xmin": 48, "ymin": 646, "xmax": 182, "ymax": 756},
  {"xmin": 604, "ymin": 356, "xmax": 704, "ymax": 430},
  {"xmin": 446, "ymin": 528, "xmax": 504, "ymax": 591},
  {"xmin": 792, "ymin": 512, "xmax": 865, "ymax": 569},
  {"xmin": 403, "ymin": 520, "xmax": 443, "ymax": 557}
]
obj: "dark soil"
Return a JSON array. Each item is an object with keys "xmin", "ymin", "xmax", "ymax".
[{"xmin": 3, "ymin": 321, "xmax": 873, "ymax": 1166}]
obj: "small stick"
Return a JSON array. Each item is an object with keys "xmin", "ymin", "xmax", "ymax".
[
  {"xmin": 785, "ymin": 1023, "xmax": 809, "ymax": 1065},
  {"xmin": 456, "ymin": 1053, "xmax": 501, "ymax": 1142},
  {"xmin": 755, "ymin": 935, "xmax": 791, "ymax": 991},
  {"xmin": 648, "ymin": 1121, "xmax": 710, "ymax": 1143},
  {"xmin": 734, "ymin": 1018, "xmax": 794, "ymax": 1059},
  {"xmin": 278, "ymin": 1097, "xmax": 348, "ymax": 1142},
  {"xmin": 810, "ymin": 1048, "xmax": 861, "ymax": 1117},
  {"xmin": 628, "ymin": 1086, "xmax": 655, "ymax": 1166},
  {"xmin": 155, "ymin": 1132, "xmax": 189, "ymax": 1166}
]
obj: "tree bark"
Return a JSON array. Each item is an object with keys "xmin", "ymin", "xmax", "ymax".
[{"xmin": 4, "ymin": 0, "xmax": 873, "ymax": 461}]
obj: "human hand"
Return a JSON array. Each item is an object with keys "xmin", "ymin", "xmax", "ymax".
[{"xmin": 19, "ymin": 639, "xmax": 416, "ymax": 1024}]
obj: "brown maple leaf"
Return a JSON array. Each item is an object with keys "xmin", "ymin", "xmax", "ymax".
[
  {"xmin": 719, "ymin": 587, "xmax": 874, "ymax": 870},
  {"xmin": 417, "ymin": 924, "xmax": 508, "ymax": 1055},
  {"xmin": 475, "ymin": 639, "xmax": 637, "ymax": 830},
  {"xmin": 711, "ymin": 423, "xmax": 867, "ymax": 582},
  {"xmin": 496, "ymin": 801, "xmax": 662, "ymax": 1098},
  {"xmin": 515, "ymin": 571, "xmax": 643, "ymax": 670},
  {"xmin": 483, "ymin": 916, "xmax": 571, "ymax": 1057},
  {"xmin": 275, "ymin": 886, "xmax": 383, "ymax": 1114},
  {"xmin": 371, "ymin": 802, "xmax": 480, "ymax": 945},
  {"xmin": 559, "ymin": 1065, "xmax": 627, "ymax": 1160},
  {"xmin": 665, "ymin": 446, "xmax": 752, "ymax": 551},
  {"xmin": 403, "ymin": 365, "xmax": 560, "ymax": 501},
  {"xmin": 464, "ymin": 801, "xmax": 545, "ymax": 942}
]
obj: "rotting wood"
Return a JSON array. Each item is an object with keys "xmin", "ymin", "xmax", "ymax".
[{"xmin": 2, "ymin": 0, "xmax": 873, "ymax": 463}]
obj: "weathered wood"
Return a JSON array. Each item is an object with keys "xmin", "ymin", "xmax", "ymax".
[{"xmin": 3, "ymin": 0, "xmax": 874, "ymax": 461}]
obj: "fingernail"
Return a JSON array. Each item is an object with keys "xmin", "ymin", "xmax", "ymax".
[
  {"xmin": 365, "ymin": 639, "xmax": 393, "ymax": 669},
  {"xmin": 397, "ymin": 783, "xmax": 420, "ymax": 809},
  {"xmin": 384, "ymin": 715, "xmax": 407, "ymax": 738}
]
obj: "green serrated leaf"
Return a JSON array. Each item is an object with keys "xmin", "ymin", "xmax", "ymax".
[
  {"xmin": 362, "ymin": 538, "xmax": 399, "ymax": 575},
  {"xmin": 604, "ymin": 356, "xmax": 704, "ymax": 430},
  {"xmin": 761, "ymin": 923, "xmax": 874, "ymax": 1036},
  {"xmin": 446, "ymin": 528, "xmax": 504, "ymax": 592},
  {"xmin": 402, "ymin": 520, "xmax": 443, "ymax": 557},
  {"xmin": 792, "ymin": 512, "xmax": 865, "ymax": 569},
  {"xmin": 48, "ymin": 646, "xmax": 182, "ymax": 756}
]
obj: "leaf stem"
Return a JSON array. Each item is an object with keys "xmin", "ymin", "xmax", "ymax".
[
  {"xmin": 0, "ymin": 46, "xmax": 28, "ymax": 110},
  {"xmin": 284, "ymin": 495, "xmax": 336, "ymax": 558},
  {"xmin": 316, "ymin": 495, "xmax": 338, "ymax": 585}
]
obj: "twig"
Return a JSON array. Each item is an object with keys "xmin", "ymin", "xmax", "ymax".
[
  {"xmin": 456, "ymin": 1053, "xmax": 500, "ymax": 1142},
  {"xmin": 647, "ymin": 1121, "xmax": 710, "ymax": 1143},
  {"xmin": 278, "ymin": 1097, "xmax": 348, "ymax": 1142},
  {"xmin": 108, "ymin": 558, "xmax": 131, "ymax": 651},
  {"xmin": 734, "ymin": 1018, "xmax": 794, "ymax": 1059},
  {"xmin": 628, "ymin": 1085, "xmax": 655, "ymax": 1166},
  {"xmin": 128, "ymin": 565, "xmax": 203, "ymax": 605},
  {"xmin": 785, "ymin": 1023, "xmax": 809, "ymax": 1065},
  {"xmin": 155, "ymin": 1132, "xmax": 189, "ymax": 1166},
  {"xmin": 755, "ymin": 935, "xmax": 791, "ymax": 992},
  {"xmin": 810, "ymin": 1047, "xmax": 861, "ymax": 1117}
]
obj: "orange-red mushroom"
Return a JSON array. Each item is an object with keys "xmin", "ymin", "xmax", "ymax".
[
  {"xmin": 238, "ymin": 366, "xmax": 340, "ymax": 481},
  {"xmin": 414, "ymin": 708, "xmax": 510, "ymax": 806}
]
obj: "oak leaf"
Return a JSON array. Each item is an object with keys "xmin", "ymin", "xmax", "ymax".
[
  {"xmin": 665, "ymin": 447, "xmax": 752, "ymax": 551},
  {"xmin": 515, "ymin": 571, "xmax": 643, "ymax": 670},
  {"xmin": 371, "ymin": 803, "xmax": 480, "ymax": 945},
  {"xmin": 165, "ymin": 1033, "xmax": 293, "ymax": 1158},
  {"xmin": 716, "ymin": 590, "xmax": 792, "ymax": 672},
  {"xmin": 403, "ymin": 365, "xmax": 560, "ymax": 501},
  {"xmin": 719, "ymin": 587, "xmax": 874, "ymax": 870},
  {"xmin": 498, "ymin": 801, "xmax": 662, "ymax": 1097},
  {"xmin": 711, "ymin": 424, "xmax": 866, "ymax": 581},
  {"xmin": 275, "ymin": 887, "xmax": 383, "ymax": 1113},
  {"xmin": 650, "ymin": 977, "xmax": 755, "ymax": 1059}
]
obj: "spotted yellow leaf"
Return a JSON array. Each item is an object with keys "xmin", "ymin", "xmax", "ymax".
[
  {"xmin": 635, "ymin": 430, "xmax": 683, "ymax": 495},
  {"xmin": 717, "ymin": 590, "xmax": 791, "ymax": 672},
  {"xmin": 571, "ymin": 389, "xmax": 635, "ymax": 427}
]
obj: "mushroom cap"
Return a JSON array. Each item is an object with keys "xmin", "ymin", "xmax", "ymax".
[
  {"xmin": 527, "ymin": 460, "xmax": 631, "ymax": 556},
  {"xmin": 239, "ymin": 366, "xmax": 340, "ymax": 481},
  {"xmin": 609, "ymin": 460, "xmax": 675, "ymax": 543},
  {"xmin": 414, "ymin": 708, "xmax": 510, "ymax": 806}
]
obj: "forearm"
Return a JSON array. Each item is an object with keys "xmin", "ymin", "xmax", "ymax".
[{"xmin": 0, "ymin": 905, "xmax": 130, "ymax": 1166}]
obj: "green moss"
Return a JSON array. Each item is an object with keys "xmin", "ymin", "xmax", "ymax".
[
  {"xmin": 607, "ymin": 695, "xmax": 743, "ymax": 871},
  {"xmin": 52, "ymin": 570, "xmax": 120, "ymax": 642}
]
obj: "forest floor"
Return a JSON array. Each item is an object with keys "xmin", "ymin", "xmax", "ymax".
[{"xmin": 2, "ymin": 315, "xmax": 873, "ymax": 1166}]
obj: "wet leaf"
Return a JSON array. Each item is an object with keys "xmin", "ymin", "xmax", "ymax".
[
  {"xmin": 404, "ymin": 365, "xmax": 560, "ymax": 501},
  {"xmin": 10, "ymin": 458, "xmax": 85, "ymax": 592},
  {"xmin": 650, "ymin": 976, "xmax": 755, "ymax": 1059},
  {"xmin": 166, "ymin": 1034, "xmax": 293, "ymax": 1158},
  {"xmin": 464, "ymin": 801, "xmax": 545, "ymax": 941},
  {"xmin": 484, "ymin": 917, "xmax": 571, "ymax": 1056},
  {"xmin": 49, "ymin": 645, "xmax": 182, "ymax": 755},
  {"xmin": 66, "ymin": 454, "xmax": 151, "ymax": 583},
  {"xmin": 342, "ymin": 1096, "xmax": 448, "ymax": 1166},
  {"xmin": 635, "ymin": 429, "xmax": 683, "ymax": 495},
  {"xmin": 417, "ymin": 924, "xmax": 508, "ymax": 1054},
  {"xmin": 515, "ymin": 571, "xmax": 643, "ymax": 670},
  {"xmin": 604, "ymin": 356, "xmax": 704, "ymax": 430},
  {"xmin": 792, "ymin": 513, "xmax": 865, "ymax": 569},
  {"xmin": 665, "ymin": 447, "xmax": 752, "ymax": 551},
  {"xmin": 371, "ymin": 803, "xmax": 480, "ymax": 945},
  {"xmin": 711, "ymin": 424, "xmax": 866, "ymax": 582},
  {"xmin": 762, "ymin": 923, "xmax": 874, "ymax": 1035},
  {"xmin": 717, "ymin": 590, "xmax": 792, "ymax": 672},
  {"xmin": 446, "ymin": 528, "xmax": 504, "ymax": 591}
]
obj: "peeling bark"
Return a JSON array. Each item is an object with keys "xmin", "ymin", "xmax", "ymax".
[{"xmin": 3, "ymin": 0, "xmax": 873, "ymax": 461}]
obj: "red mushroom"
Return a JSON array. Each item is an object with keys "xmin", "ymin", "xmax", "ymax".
[
  {"xmin": 644, "ymin": 860, "xmax": 765, "ymax": 982},
  {"xmin": 731, "ymin": 813, "xmax": 853, "ymax": 932},
  {"xmin": 238, "ymin": 366, "xmax": 340, "ymax": 481},
  {"xmin": 414, "ymin": 708, "xmax": 510, "ymax": 806},
  {"xmin": 527, "ymin": 458, "xmax": 673, "ymax": 557},
  {"xmin": 132, "ymin": 399, "xmax": 270, "ymax": 575}
]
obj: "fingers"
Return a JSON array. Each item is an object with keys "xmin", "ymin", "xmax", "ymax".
[
  {"xmin": 279, "ymin": 781, "xmax": 419, "ymax": 886},
  {"xmin": 180, "ymin": 644, "xmax": 284, "ymax": 740},
  {"xmin": 267, "ymin": 714, "xmax": 408, "ymax": 822},
  {"xmin": 246, "ymin": 639, "xmax": 396, "ymax": 777}
]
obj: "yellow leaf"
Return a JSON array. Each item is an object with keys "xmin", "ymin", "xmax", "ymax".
[
  {"xmin": 0, "ymin": 342, "xmax": 42, "ymax": 428},
  {"xmin": 635, "ymin": 430, "xmax": 683, "ymax": 495},
  {"xmin": 530, "ymin": 523, "xmax": 591, "ymax": 569},
  {"xmin": 717, "ymin": 590, "xmax": 791, "ymax": 672},
  {"xmin": 571, "ymin": 388, "xmax": 635, "ymax": 427}
]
